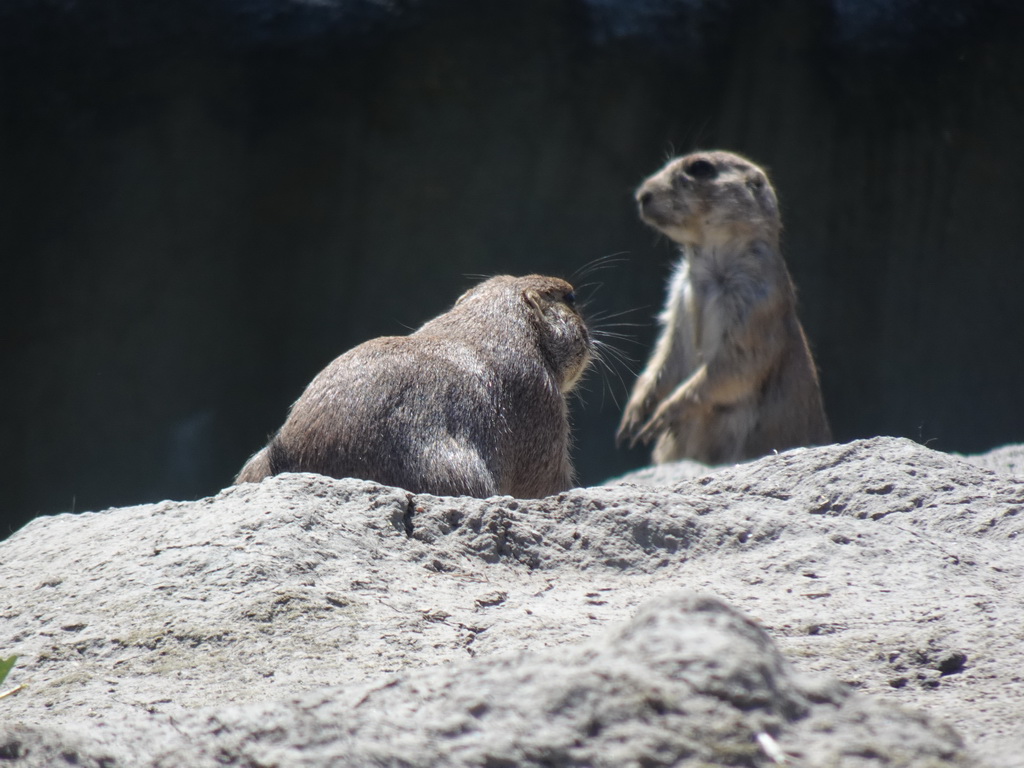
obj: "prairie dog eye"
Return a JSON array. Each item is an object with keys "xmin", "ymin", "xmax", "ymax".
[
  {"xmin": 563, "ymin": 290, "xmax": 576, "ymax": 308},
  {"xmin": 684, "ymin": 159, "xmax": 717, "ymax": 180}
]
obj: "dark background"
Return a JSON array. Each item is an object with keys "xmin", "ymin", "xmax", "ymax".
[{"xmin": 3, "ymin": 0, "xmax": 1023, "ymax": 539}]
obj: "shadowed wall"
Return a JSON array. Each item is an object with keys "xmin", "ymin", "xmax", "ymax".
[{"xmin": 2, "ymin": 0, "xmax": 1023, "ymax": 537}]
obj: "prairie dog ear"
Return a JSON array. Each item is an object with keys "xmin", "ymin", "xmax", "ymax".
[
  {"xmin": 454, "ymin": 287, "xmax": 475, "ymax": 306},
  {"xmin": 523, "ymin": 289, "xmax": 544, "ymax": 314}
]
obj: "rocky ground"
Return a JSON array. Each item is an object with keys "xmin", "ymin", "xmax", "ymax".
[{"xmin": 1, "ymin": 436, "xmax": 1022, "ymax": 766}]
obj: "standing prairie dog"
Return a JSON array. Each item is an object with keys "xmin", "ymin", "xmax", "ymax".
[
  {"xmin": 235, "ymin": 275, "xmax": 592, "ymax": 498},
  {"xmin": 617, "ymin": 150, "xmax": 831, "ymax": 464}
]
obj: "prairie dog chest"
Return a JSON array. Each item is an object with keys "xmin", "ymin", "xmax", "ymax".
[{"xmin": 683, "ymin": 248, "xmax": 770, "ymax": 356}]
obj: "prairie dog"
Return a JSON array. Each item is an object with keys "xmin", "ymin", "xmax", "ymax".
[
  {"xmin": 236, "ymin": 275, "xmax": 592, "ymax": 498},
  {"xmin": 617, "ymin": 150, "xmax": 830, "ymax": 464}
]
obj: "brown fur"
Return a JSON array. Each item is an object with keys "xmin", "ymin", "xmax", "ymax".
[
  {"xmin": 617, "ymin": 150, "xmax": 831, "ymax": 464},
  {"xmin": 236, "ymin": 275, "xmax": 592, "ymax": 498}
]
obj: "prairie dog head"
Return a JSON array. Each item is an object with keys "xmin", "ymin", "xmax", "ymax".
[
  {"xmin": 636, "ymin": 150, "xmax": 780, "ymax": 248},
  {"xmin": 452, "ymin": 275, "xmax": 592, "ymax": 393},
  {"xmin": 520, "ymin": 275, "xmax": 593, "ymax": 393}
]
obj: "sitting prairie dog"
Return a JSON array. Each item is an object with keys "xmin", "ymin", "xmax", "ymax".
[
  {"xmin": 236, "ymin": 274, "xmax": 592, "ymax": 498},
  {"xmin": 617, "ymin": 150, "xmax": 831, "ymax": 464}
]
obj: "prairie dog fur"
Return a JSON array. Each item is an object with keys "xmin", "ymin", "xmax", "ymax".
[
  {"xmin": 617, "ymin": 150, "xmax": 831, "ymax": 464},
  {"xmin": 236, "ymin": 275, "xmax": 592, "ymax": 498}
]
